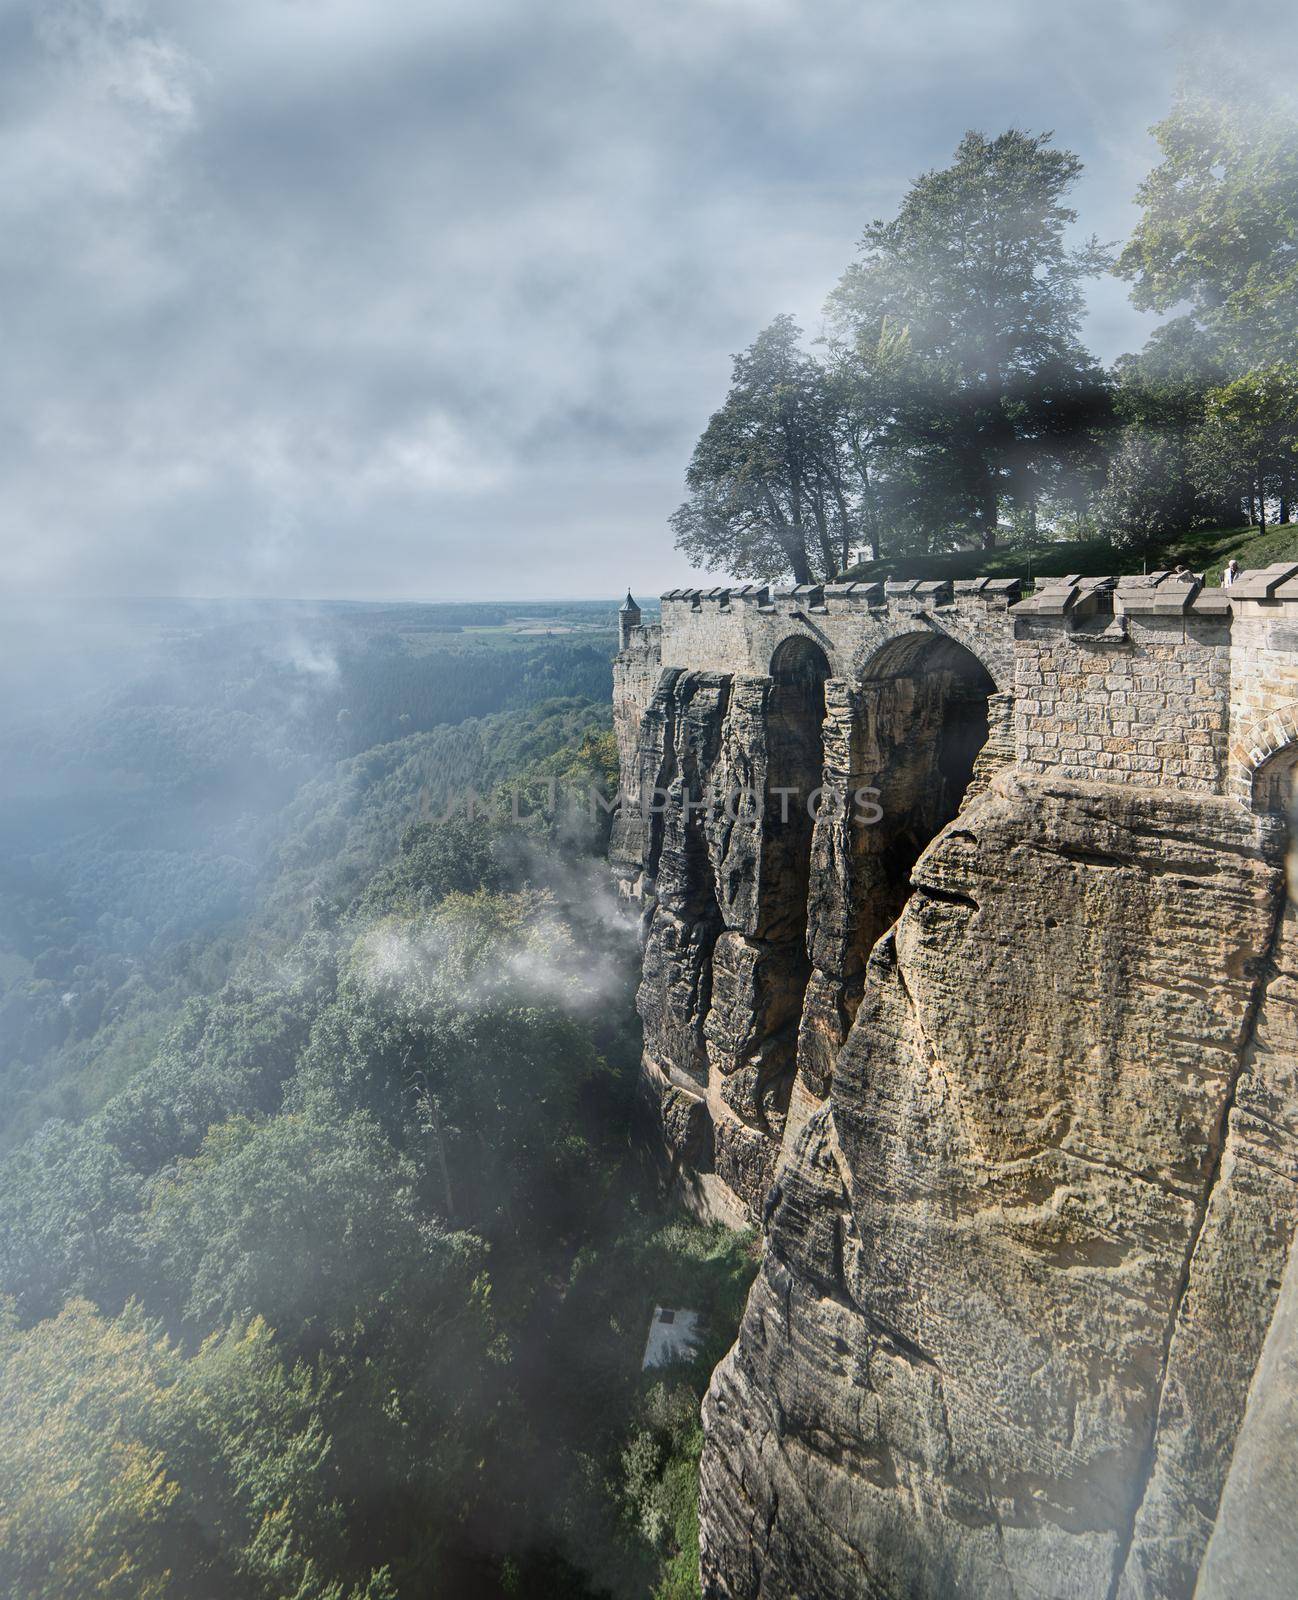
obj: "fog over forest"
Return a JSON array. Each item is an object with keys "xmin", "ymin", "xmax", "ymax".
[{"xmin": 6, "ymin": 2, "xmax": 1298, "ymax": 1598}]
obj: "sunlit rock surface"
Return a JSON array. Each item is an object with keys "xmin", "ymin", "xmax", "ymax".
[{"xmin": 699, "ymin": 773, "xmax": 1298, "ymax": 1599}]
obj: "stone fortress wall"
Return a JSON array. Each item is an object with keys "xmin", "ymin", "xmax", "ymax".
[
  {"xmin": 614, "ymin": 562, "xmax": 1298, "ymax": 1223},
  {"xmin": 612, "ymin": 561, "xmax": 1298, "ymax": 1600},
  {"xmin": 622, "ymin": 564, "xmax": 1298, "ymax": 813}
]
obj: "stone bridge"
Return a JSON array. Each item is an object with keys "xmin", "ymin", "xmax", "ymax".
[{"xmin": 613, "ymin": 564, "xmax": 1298, "ymax": 1225}]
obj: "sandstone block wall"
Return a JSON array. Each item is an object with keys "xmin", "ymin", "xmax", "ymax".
[{"xmin": 1012, "ymin": 612, "xmax": 1232, "ymax": 790}]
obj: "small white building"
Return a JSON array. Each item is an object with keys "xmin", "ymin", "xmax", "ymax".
[{"xmin": 642, "ymin": 1305, "xmax": 704, "ymax": 1370}]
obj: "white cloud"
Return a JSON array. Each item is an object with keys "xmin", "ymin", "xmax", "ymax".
[{"xmin": 0, "ymin": 0, "xmax": 1294, "ymax": 600}]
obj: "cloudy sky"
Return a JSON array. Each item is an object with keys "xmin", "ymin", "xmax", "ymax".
[{"xmin": 1, "ymin": 0, "xmax": 1292, "ymax": 601}]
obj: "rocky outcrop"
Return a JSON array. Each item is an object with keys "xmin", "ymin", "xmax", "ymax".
[
  {"xmin": 615, "ymin": 575, "xmax": 1298, "ymax": 1598},
  {"xmin": 1119, "ymin": 887, "xmax": 1298, "ymax": 1596},
  {"xmin": 633, "ymin": 665, "xmax": 817, "ymax": 1219},
  {"xmin": 1195, "ymin": 1230, "xmax": 1298, "ymax": 1599},
  {"xmin": 627, "ymin": 645, "xmax": 999, "ymax": 1223},
  {"xmin": 699, "ymin": 771, "xmax": 1298, "ymax": 1599}
]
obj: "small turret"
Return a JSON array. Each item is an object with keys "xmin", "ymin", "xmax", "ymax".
[{"xmin": 619, "ymin": 589, "xmax": 641, "ymax": 650}]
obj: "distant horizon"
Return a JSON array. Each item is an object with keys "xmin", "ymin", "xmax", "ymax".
[{"xmin": 0, "ymin": 590, "xmax": 666, "ymax": 608}]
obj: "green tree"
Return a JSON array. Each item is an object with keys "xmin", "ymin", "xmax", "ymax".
[
  {"xmin": 1097, "ymin": 428, "xmax": 1197, "ymax": 560},
  {"xmin": 821, "ymin": 317, "xmax": 937, "ymax": 563},
  {"xmin": 358, "ymin": 813, "xmax": 508, "ymax": 921},
  {"xmin": 826, "ymin": 129, "xmax": 1113, "ymax": 548},
  {"xmin": 97, "ymin": 966, "xmax": 326, "ymax": 1173},
  {"xmin": 1189, "ymin": 366, "xmax": 1298, "ymax": 528},
  {"xmin": 0, "ymin": 1297, "xmax": 394, "ymax": 1600},
  {"xmin": 1116, "ymin": 90, "xmax": 1298, "ymax": 366},
  {"xmin": 1111, "ymin": 318, "xmax": 1228, "ymax": 437},
  {"xmin": 142, "ymin": 1108, "xmax": 485, "ymax": 1351},
  {"xmin": 670, "ymin": 316, "xmax": 852, "ymax": 583},
  {"xmin": 1099, "ymin": 320, "xmax": 1238, "ymax": 543},
  {"xmin": 0, "ymin": 1121, "xmax": 142, "ymax": 1321},
  {"xmin": 294, "ymin": 887, "xmax": 618, "ymax": 1242}
]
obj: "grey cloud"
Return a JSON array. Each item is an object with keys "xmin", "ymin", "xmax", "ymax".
[{"xmin": 2, "ymin": 0, "xmax": 1295, "ymax": 601}]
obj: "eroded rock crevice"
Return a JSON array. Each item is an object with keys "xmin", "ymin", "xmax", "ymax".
[
  {"xmin": 701, "ymin": 774, "xmax": 1295, "ymax": 1600},
  {"xmin": 1115, "ymin": 864, "xmax": 1298, "ymax": 1600},
  {"xmin": 794, "ymin": 638, "xmax": 996, "ymax": 1130}
]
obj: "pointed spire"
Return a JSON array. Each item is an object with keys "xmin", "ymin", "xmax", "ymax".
[{"xmin": 620, "ymin": 589, "xmax": 640, "ymax": 613}]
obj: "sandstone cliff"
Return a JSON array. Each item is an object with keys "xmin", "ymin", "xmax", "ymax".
[
  {"xmin": 614, "ymin": 570, "xmax": 1298, "ymax": 1599},
  {"xmin": 699, "ymin": 771, "xmax": 1298, "ymax": 1598}
]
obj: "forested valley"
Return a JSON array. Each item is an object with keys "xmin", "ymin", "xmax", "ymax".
[{"xmin": 0, "ymin": 598, "xmax": 753, "ymax": 1600}]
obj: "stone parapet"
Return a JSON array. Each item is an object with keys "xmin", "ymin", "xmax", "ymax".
[
  {"xmin": 657, "ymin": 576, "xmax": 1021, "ymax": 685},
  {"xmin": 644, "ymin": 565, "xmax": 1298, "ymax": 811},
  {"xmin": 1008, "ymin": 567, "xmax": 1298, "ymax": 804}
]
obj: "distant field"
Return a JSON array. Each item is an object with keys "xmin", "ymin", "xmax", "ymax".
[{"xmin": 402, "ymin": 619, "xmax": 620, "ymax": 653}]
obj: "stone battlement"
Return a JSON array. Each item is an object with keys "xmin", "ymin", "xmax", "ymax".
[
  {"xmin": 617, "ymin": 561, "xmax": 1298, "ymax": 811},
  {"xmin": 659, "ymin": 576, "xmax": 1022, "ymax": 608},
  {"xmin": 642, "ymin": 576, "xmax": 1022, "ymax": 685}
]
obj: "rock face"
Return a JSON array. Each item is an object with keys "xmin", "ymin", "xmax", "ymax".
[
  {"xmin": 1195, "ymin": 1231, "xmax": 1298, "ymax": 1599},
  {"xmin": 624, "ymin": 637, "xmax": 999, "ymax": 1223},
  {"xmin": 699, "ymin": 772, "xmax": 1298, "ymax": 1599},
  {"xmin": 613, "ymin": 570, "xmax": 1298, "ymax": 1599}
]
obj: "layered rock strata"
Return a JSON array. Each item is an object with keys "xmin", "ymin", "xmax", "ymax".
[
  {"xmin": 699, "ymin": 772, "xmax": 1298, "ymax": 1599},
  {"xmin": 614, "ymin": 568, "xmax": 1298, "ymax": 1599}
]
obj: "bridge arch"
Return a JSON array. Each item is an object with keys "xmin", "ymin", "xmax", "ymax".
[
  {"xmin": 770, "ymin": 633, "xmax": 833, "ymax": 687},
  {"xmin": 790, "ymin": 623, "xmax": 1002, "ymax": 1107},
  {"xmin": 859, "ymin": 627, "xmax": 996, "ymax": 685},
  {"xmin": 853, "ymin": 620, "xmax": 1005, "ymax": 690},
  {"xmin": 859, "ymin": 629, "xmax": 997, "ymax": 826},
  {"xmin": 1234, "ymin": 703, "xmax": 1298, "ymax": 816},
  {"xmin": 1254, "ymin": 745, "xmax": 1298, "ymax": 816},
  {"xmin": 764, "ymin": 635, "xmax": 831, "ymax": 947}
]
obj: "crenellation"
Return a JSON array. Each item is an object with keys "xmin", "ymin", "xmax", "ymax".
[{"xmin": 630, "ymin": 571, "xmax": 1298, "ymax": 823}]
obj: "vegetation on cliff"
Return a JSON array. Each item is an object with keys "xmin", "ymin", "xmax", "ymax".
[
  {"xmin": 0, "ymin": 604, "xmax": 753, "ymax": 1599},
  {"xmin": 839, "ymin": 520, "xmax": 1298, "ymax": 588}
]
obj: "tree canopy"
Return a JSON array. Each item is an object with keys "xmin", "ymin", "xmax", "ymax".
[
  {"xmin": 827, "ymin": 128, "xmax": 1116, "ymax": 550},
  {"xmin": 670, "ymin": 315, "xmax": 852, "ymax": 584},
  {"xmin": 673, "ymin": 102, "xmax": 1298, "ymax": 579},
  {"xmin": 1117, "ymin": 90, "xmax": 1298, "ymax": 368},
  {"xmin": 673, "ymin": 129, "xmax": 1117, "ymax": 580}
]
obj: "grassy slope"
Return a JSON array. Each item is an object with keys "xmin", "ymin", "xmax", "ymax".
[{"xmin": 839, "ymin": 524, "xmax": 1298, "ymax": 589}]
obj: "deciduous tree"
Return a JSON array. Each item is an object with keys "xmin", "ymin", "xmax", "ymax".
[
  {"xmin": 1117, "ymin": 90, "xmax": 1298, "ymax": 367},
  {"xmin": 826, "ymin": 129, "xmax": 1113, "ymax": 548},
  {"xmin": 670, "ymin": 316, "xmax": 851, "ymax": 583},
  {"xmin": 1190, "ymin": 366, "xmax": 1298, "ymax": 528}
]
